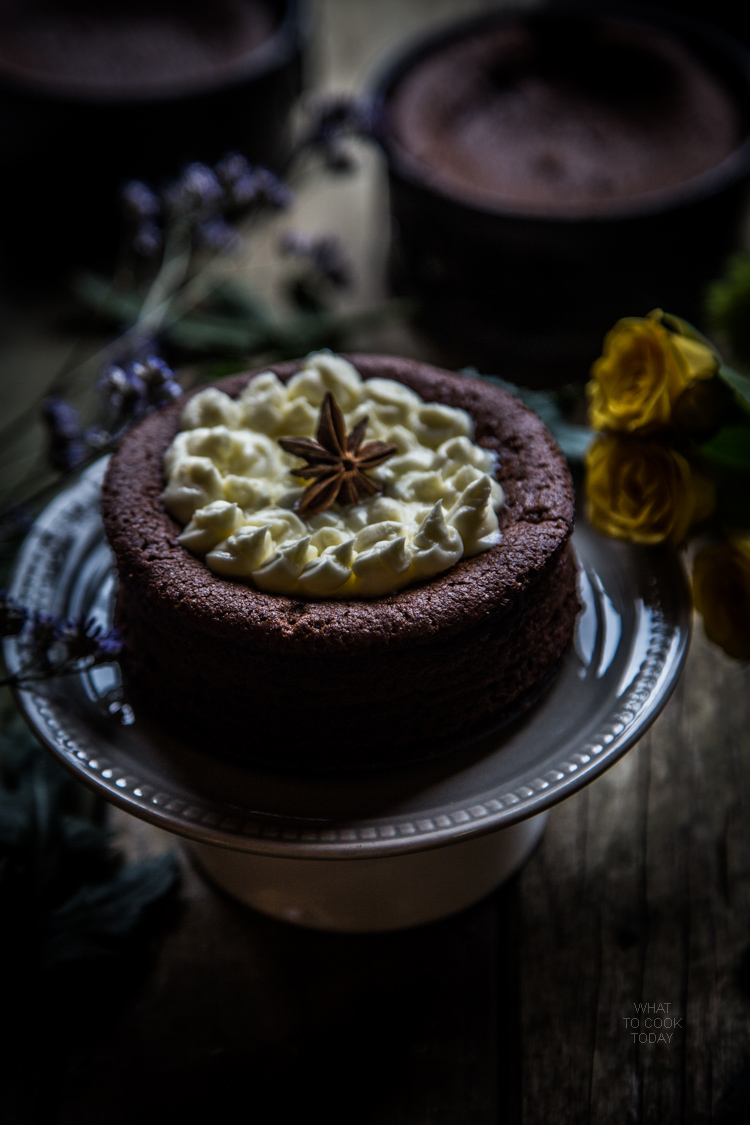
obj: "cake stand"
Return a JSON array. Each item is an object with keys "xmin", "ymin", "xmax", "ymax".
[{"xmin": 5, "ymin": 461, "xmax": 692, "ymax": 931}]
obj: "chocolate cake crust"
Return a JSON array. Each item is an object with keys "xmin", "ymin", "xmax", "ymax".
[{"xmin": 102, "ymin": 355, "xmax": 578, "ymax": 770}]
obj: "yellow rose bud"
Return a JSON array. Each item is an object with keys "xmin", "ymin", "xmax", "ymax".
[
  {"xmin": 693, "ymin": 537, "xmax": 750, "ymax": 660},
  {"xmin": 585, "ymin": 434, "xmax": 715, "ymax": 546},
  {"xmin": 587, "ymin": 313, "xmax": 717, "ymax": 434}
]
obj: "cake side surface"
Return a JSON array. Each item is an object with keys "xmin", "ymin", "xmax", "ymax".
[{"xmin": 102, "ymin": 354, "xmax": 577, "ymax": 769}]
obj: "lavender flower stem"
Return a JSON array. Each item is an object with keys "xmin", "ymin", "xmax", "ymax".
[
  {"xmin": 136, "ymin": 219, "xmax": 193, "ymax": 328},
  {"xmin": 70, "ymin": 223, "xmax": 252, "ymax": 386}
]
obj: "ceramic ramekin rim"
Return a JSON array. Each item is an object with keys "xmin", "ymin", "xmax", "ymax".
[
  {"xmin": 366, "ymin": 0, "xmax": 750, "ymax": 225},
  {"xmin": 0, "ymin": 0, "xmax": 310, "ymax": 105}
]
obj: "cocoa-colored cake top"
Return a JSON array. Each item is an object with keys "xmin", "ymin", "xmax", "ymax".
[
  {"xmin": 387, "ymin": 17, "xmax": 742, "ymax": 214},
  {"xmin": 102, "ymin": 355, "xmax": 575, "ymax": 654},
  {"xmin": 0, "ymin": 0, "xmax": 277, "ymax": 90}
]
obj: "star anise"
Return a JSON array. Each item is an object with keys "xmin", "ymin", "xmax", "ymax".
[{"xmin": 278, "ymin": 392, "xmax": 398, "ymax": 518}]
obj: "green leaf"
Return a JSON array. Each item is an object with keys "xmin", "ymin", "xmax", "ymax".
[
  {"xmin": 551, "ymin": 423, "xmax": 594, "ymax": 463},
  {"xmin": 72, "ymin": 271, "xmax": 142, "ymax": 328},
  {"xmin": 44, "ymin": 854, "xmax": 180, "ymax": 966},
  {"xmin": 699, "ymin": 425, "xmax": 750, "ymax": 472},
  {"xmin": 705, "ymin": 252, "xmax": 750, "ymax": 366},
  {"xmin": 211, "ymin": 280, "xmax": 275, "ymax": 326},
  {"xmin": 166, "ymin": 315, "xmax": 272, "ymax": 354},
  {"xmin": 72, "ymin": 268, "xmax": 410, "ymax": 363},
  {"xmin": 1, "ymin": 707, "xmax": 179, "ymax": 968},
  {"xmin": 717, "ymin": 364, "xmax": 750, "ymax": 417}
]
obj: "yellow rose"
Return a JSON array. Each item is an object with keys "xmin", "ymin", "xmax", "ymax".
[
  {"xmin": 585, "ymin": 434, "xmax": 715, "ymax": 546},
  {"xmin": 587, "ymin": 312, "xmax": 717, "ymax": 433},
  {"xmin": 693, "ymin": 537, "xmax": 750, "ymax": 660}
]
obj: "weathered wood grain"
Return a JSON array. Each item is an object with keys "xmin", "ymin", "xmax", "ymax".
[
  {"xmin": 515, "ymin": 626, "xmax": 750, "ymax": 1124},
  {"xmin": 51, "ymin": 619, "xmax": 750, "ymax": 1125},
  {"xmin": 55, "ymin": 836, "xmax": 501, "ymax": 1124}
]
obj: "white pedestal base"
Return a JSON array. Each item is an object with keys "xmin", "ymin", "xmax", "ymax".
[{"xmin": 188, "ymin": 811, "xmax": 548, "ymax": 932}]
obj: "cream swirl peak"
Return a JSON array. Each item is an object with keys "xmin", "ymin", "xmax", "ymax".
[{"xmin": 162, "ymin": 351, "xmax": 504, "ymax": 597}]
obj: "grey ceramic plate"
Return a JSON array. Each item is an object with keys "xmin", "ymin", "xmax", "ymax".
[{"xmin": 6, "ymin": 459, "xmax": 692, "ymax": 858}]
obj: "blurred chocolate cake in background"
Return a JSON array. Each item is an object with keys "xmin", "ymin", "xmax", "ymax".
[
  {"xmin": 0, "ymin": 0, "xmax": 277, "ymax": 91},
  {"xmin": 0, "ymin": 0, "xmax": 307, "ymax": 280},
  {"xmin": 373, "ymin": 5, "xmax": 750, "ymax": 385},
  {"xmin": 387, "ymin": 18, "xmax": 741, "ymax": 213}
]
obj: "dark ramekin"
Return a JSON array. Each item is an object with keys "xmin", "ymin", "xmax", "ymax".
[
  {"xmin": 0, "ymin": 0, "xmax": 309, "ymax": 280},
  {"xmin": 369, "ymin": 4, "xmax": 750, "ymax": 386}
]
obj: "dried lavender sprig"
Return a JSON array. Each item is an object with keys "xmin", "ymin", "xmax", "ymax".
[
  {"xmin": 2, "ymin": 355, "xmax": 181, "ymax": 542},
  {"xmin": 163, "ymin": 161, "xmax": 224, "ymax": 219},
  {"xmin": 279, "ymin": 230, "xmax": 353, "ymax": 288},
  {"xmin": 97, "ymin": 354, "xmax": 181, "ymax": 434},
  {"xmin": 51, "ymin": 618, "xmax": 124, "ymax": 666},
  {"xmin": 40, "ymin": 396, "xmax": 111, "ymax": 474},
  {"xmin": 294, "ymin": 94, "xmax": 377, "ymax": 172},
  {"xmin": 0, "ymin": 597, "xmax": 123, "ymax": 688},
  {"xmin": 65, "ymin": 154, "xmax": 294, "ymax": 396},
  {"xmin": 133, "ymin": 221, "xmax": 163, "ymax": 260},
  {"xmin": 122, "ymin": 180, "xmax": 164, "ymax": 259},
  {"xmin": 122, "ymin": 155, "xmax": 293, "ymax": 263},
  {"xmin": 196, "ymin": 217, "xmax": 242, "ymax": 254},
  {"xmin": 122, "ymin": 180, "xmax": 161, "ymax": 222},
  {"xmin": 41, "ymin": 397, "xmax": 90, "ymax": 472},
  {"xmin": 212, "ymin": 154, "xmax": 294, "ymax": 212}
]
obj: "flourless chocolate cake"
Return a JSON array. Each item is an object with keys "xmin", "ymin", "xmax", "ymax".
[
  {"xmin": 101, "ymin": 355, "xmax": 578, "ymax": 771},
  {"xmin": 386, "ymin": 16, "xmax": 742, "ymax": 214},
  {"xmin": 0, "ymin": 0, "xmax": 277, "ymax": 92}
]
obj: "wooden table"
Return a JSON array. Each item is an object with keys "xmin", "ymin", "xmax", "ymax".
[
  {"xmin": 3, "ymin": 3, "xmax": 750, "ymax": 1121},
  {"xmin": 35, "ymin": 622, "xmax": 743, "ymax": 1125}
]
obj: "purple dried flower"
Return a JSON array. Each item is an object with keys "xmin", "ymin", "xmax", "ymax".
[
  {"xmin": 165, "ymin": 162, "xmax": 224, "ymax": 218},
  {"xmin": 215, "ymin": 152, "xmax": 251, "ymax": 188},
  {"xmin": 214, "ymin": 153, "xmax": 294, "ymax": 211},
  {"xmin": 133, "ymin": 220, "xmax": 163, "ymax": 259},
  {"xmin": 0, "ymin": 591, "xmax": 28, "ymax": 637},
  {"xmin": 98, "ymin": 364, "xmax": 149, "ymax": 425},
  {"xmin": 197, "ymin": 217, "xmax": 242, "ymax": 254},
  {"xmin": 133, "ymin": 356, "xmax": 182, "ymax": 406},
  {"xmin": 99, "ymin": 356, "xmax": 181, "ymax": 428},
  {"xmin": 229, "ymin": 171, "xmax": 262, "ymax": 208},
  {"xmin": 139, "ymin": 355, "xmax": 170, "ymax": 380},
  {"xmin": 252, "ymin": 168, "xmax": 294, "ymax": 210},
  {"xmin": 41, "ymin": 396, "xmax": 88, "ymax": 471},
  {"xmin": 280, "ymin": 231, "xmax": 353, "ymax": 288},
  {"xmin": 83, "ymin": 425, "xmax": 112, "ymax": 453},
  {"xmin": 1, "ymin": 605, "xmax": 124, "ymax": 688},
  {"xmin": 54, "ymin": 617, "xmax": 123, "ymax": 665},
  {"xmin": 42, "ymin": 396, "xmax": 81, "ymax": 441},
  {"xmin": 118, "ymin": 154, "xmax": 293, "ymax": 268},
  {"xmin": 122, "ymin": 182, "xmax": 163, "ymax": 257},
  {"xmin": 42, "ymin": 394, "xmax": 118, "ymax": 472},
  {"xmin": 162, "ymin": 381, "xmax": 183, "ymax": 405},
  {"xmin": 93, "ymin": 625, "xmax": 124, "ymax": 661},
  {"xmin": 230, "ymin": 168, "xmax": 291, "ymax": 209},
  {"xmin": 301, "ymin": 95, "xmax": 376, "ymax": 171},
  {"xmin": 122, "ymin": 180, "xmax": 161, "ymax": 222}
]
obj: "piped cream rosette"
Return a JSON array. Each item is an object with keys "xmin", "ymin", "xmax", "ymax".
[{"xmin": 162, "ymin": 352, "xmax": 504, "ymax": 597}]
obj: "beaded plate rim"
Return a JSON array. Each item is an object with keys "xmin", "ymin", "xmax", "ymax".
[{"xmin": 5, "ymin": 459, "xmax": 692, "ymax": 859}]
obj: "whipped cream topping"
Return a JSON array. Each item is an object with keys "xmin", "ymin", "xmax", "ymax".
[{"xmin": 163, "ymin": 352, "xmax": 504, "ymax": 597}]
